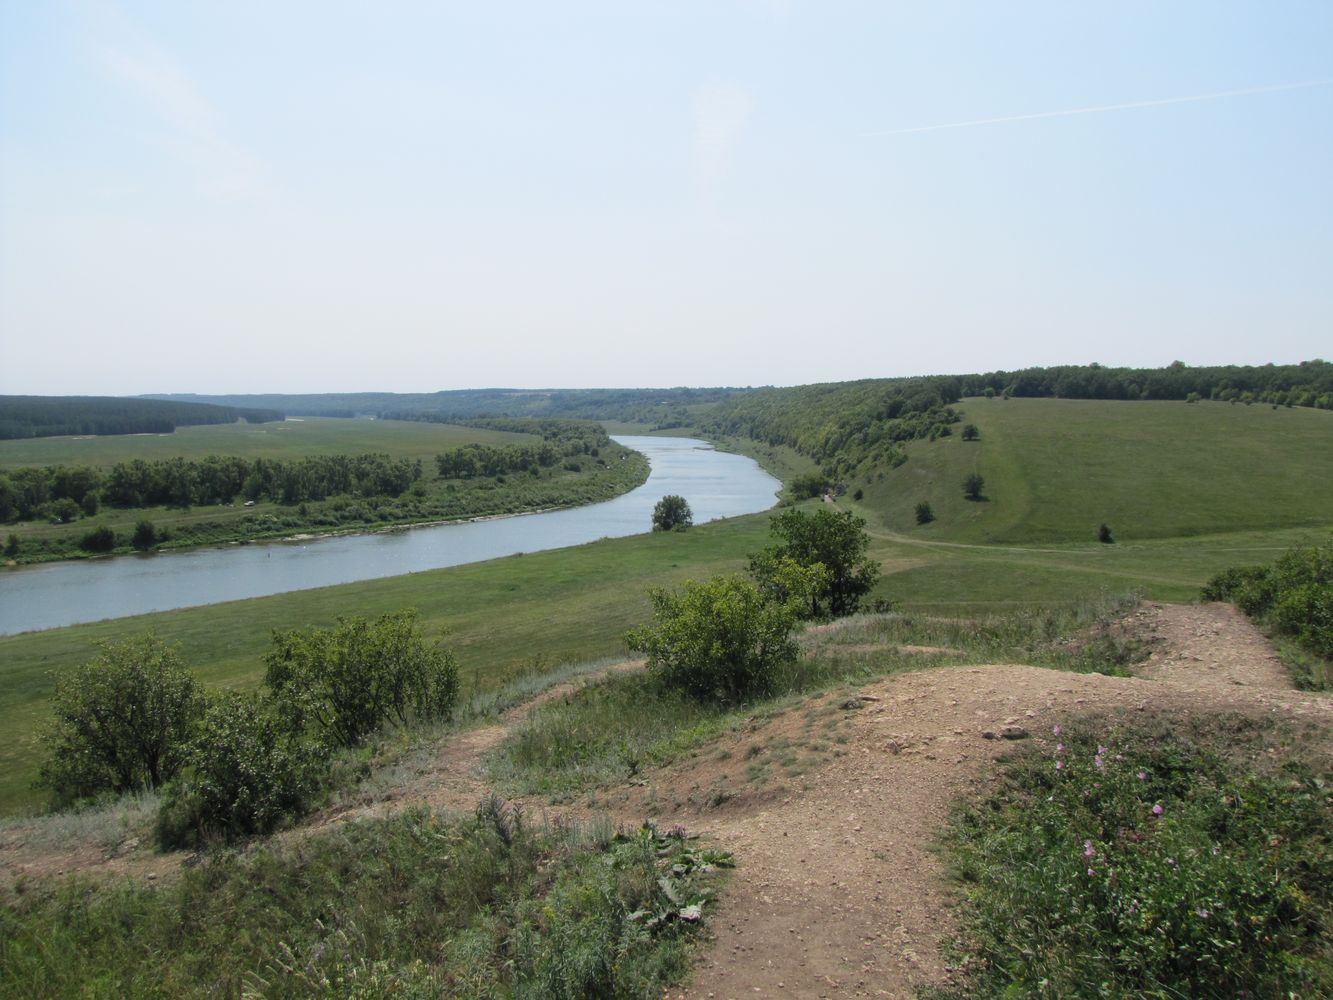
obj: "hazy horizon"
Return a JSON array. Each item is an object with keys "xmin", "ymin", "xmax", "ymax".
[{"xmin": 3, "ymin": 3, "xmax": 1330, "ymax": 396}]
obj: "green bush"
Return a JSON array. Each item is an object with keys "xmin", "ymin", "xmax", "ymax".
[
  {"xmin": 37, "ymin": 633, "xmax": 203, "ymax": 803},
  {"xmin": 156, "ymin": 693, "xmax": 325, "ymax": 848},
  {"xmin": 939, "ymin": 716, "xmax": 1333, "ymax": 999},
  {"xmin": 915, "ymin": 501, "xmax": 934, "ymax": 524},
  {"xmin": 1203, "ymin": 543, "xmax": 1333, "ymax": 665},
  {"xmin": 131, "ymin": 519, "xmax": 158, "ymax": 550},
  {"xmin": 626, "ymin": 575, "xmax": 798, "ymax": 704},
  {"xmin": 962, "ymin": 472, "xmax": 985, "ymax": 501},
  {"xmin": 264, "ymin": 610, "xmax": 460, "ymax": 748},
  {"xmin": 78, "ymin": 525, "xmax": 116, "ymax": 552}
]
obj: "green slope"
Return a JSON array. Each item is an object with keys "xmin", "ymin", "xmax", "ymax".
[{"xmin": 859, "ymin": 397, "xmax": 1333, "ymax": 544}]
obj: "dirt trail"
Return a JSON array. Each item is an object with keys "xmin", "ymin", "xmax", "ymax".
[{"xmin": 3, "ymin": 604, "xmax": 1329, "ymax": 1000}]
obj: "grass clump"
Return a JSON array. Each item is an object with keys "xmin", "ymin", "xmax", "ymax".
[
  {"xmin": 0, "ymin": 805, "xmax": 729, "ymax": 999},
  {"xmin": 935, "ymin": 713, "xmax": 1333, "ymax": 999}
]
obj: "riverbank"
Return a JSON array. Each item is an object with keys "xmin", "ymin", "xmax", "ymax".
[{"xmin": 2, "ymin": 441, "xmax": 650, "ymax": 567}]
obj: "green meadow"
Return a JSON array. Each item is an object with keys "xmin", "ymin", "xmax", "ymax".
[
  {"xmin": 1, "ymin": 397, "xmax": 1329, "ymax": 814},
  {"xmin": 863, "ymin": 397, "xmax": 1333, "ymax": 544},
  {"xmin": 0, "ymin": 416, "xmax": 535, "ymax": 470}
]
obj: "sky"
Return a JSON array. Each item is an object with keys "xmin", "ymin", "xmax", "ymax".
[{"xmin": 1, "ymin": 1, "xmax": 1330, "ymax": 395}]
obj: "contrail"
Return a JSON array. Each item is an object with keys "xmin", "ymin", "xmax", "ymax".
[{"xmin": 864, "ymin": 78, "xmax": 1332, "ymax": 136}]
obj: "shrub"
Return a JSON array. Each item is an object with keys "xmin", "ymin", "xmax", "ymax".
[
  {"xmin": 787, "ymin": 472, "xmax": 826, "ymax": 500},
  {"xmin": 626, "ymin": 575, "xmax": 798, "ymax": 704},
  {"xmin": 962, "ymin": 473, "xmax": 985, "ymax": 501},
  {"xmin": 651, "ymin": 494, "xmax": 693, "ymax": 532},
  {"xmin": 79, "ymin": 525, "xmax": 116, "ymax": 552},
  {"xmin": 4, "ymin": 533, "xmax": 17, "ymax": 557},
  {"xmin": 1203, "ymin": 544, "xmax": 1333, "ymax": 667},
  {"xmin": 131, "ymin": 519, "xmax": 158, "ymax": 551},
  {"xmin": 915, "ymin": 501, "xmax": 934, "ymax": 525},
  {"xmin": 1098, "ymin": 523, "xmax": 1114, "ymax": 544},
  {"xmin": 156, "ymin": 693, "xmax": 325, "ymax": 847},
  {"xmin": 37, "ymin": 633, "xmax": 204, "ymax": 802},
  {"xmin": 264, "ymin": 610, "xmax": 460, "ymax": 748},
  {"xmin": 961, "ymin": 423, "xmax": 980, "ymax": 441},
  {"xmin": 852, "ymin": 487, "xmax": 864, "ymax": 501}
]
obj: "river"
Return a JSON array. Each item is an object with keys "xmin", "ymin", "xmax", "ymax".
[{"xmin": 0, "ymin": 436, "xmax": 779, "ymax": 635}]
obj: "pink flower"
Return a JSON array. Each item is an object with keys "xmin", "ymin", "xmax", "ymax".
[
  {"xmin": 1166, "ymin": 857, "xmax": 1175, "ymax": 866},
  {"xmin": 1094, "ymin": 756, "xmax": 1105, "ymax": 769},
  {"xmin": 1195, "ymin": 909, "xmax": 1210, "ymax": 919},
  {"xmin": 1055, "ymin": 760, "xmax": 1064, "ymax": 770},
  {"xmin": 1053, "ymin": 725, "xmax": 1061, "ymax": 737},
  {"xmin": 1137, "ymin": 771, "xmax": 1147, "ymax": 781},
  {"xmin": 1087, "ymin": 867, "xmax": 1096, "ymax": 877},
  {"xmin": 1098, "ymin": 745, "xmax": 1108, "ymax": 756},
  {"xmin": 1152, "ymin": 804, "xmax": 1163, "ymax": 816},
  {"xmin": 1084, "ymin": 840, "xmax": 1096, "ymax": 857},
  {"xmin": 1056, "ymin": 743, "xmax": 1064, "ymax": 752}
]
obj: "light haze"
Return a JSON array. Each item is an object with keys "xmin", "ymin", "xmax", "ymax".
[{"xmin": 2, "ymin": 1, "xmax": 1330, "ymax": 395}]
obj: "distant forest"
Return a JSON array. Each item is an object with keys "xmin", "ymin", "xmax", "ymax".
[
  {"xmin": 146, "ymin": 387, "xmax": 746, "ymax": 428},
  {"xmin": 0, "ymin": 397, "xmax": 284, "ymax": 441},
  {"xmin": 703, "ymin": 360, "xmax": 1333, "ymax": 477}
]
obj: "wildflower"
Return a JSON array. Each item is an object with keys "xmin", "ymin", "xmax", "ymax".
[
  {"xmin": 1195, "ymin": 909, "xmax": 1210, "ymax": 919},
  {"xmin": 1055, "ymin": 760, "xmax": 1064, "ymax": 770},
  {"xmin": 1087, "ymin": 867, "xmax": 1096, "ymax": 877},
  {"xmin": 1166, "ymin": 857, "xmax": 1176, "ymax": 866},
  {"xmin": 1056, "ymin": 743, "xmax": 1064, "ymax": 752},
  {"xmin": 1098, "ymin": 745, "xmax": 1108, "ymax": 756},
  {"xmin": 1152, "ymin": 804, "xmax": 1163, "ymax": 816},
  {"xmin": 1094, "ymin": 755, "xmax": 1105, "ymax": 769},
  {"xmin": 1053, "ymin": 725, "xmax": 1061, "ymax": 737},
  {"xmin": 1137, "ymin": 771, "xmax": 1147, "ymax": 781},
  {"xmin": 1084, "ymin": 840, "xmax": 1096, "ymax": 857}
]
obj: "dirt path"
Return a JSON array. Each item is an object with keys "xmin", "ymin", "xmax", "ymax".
[
  {"xmin": 3, "ymin": 603, "xmax": 1328, "ymax": 1000},
  {"xmin": 637, "ymin": 602, "xmax": 1328, "ymax": 999}
]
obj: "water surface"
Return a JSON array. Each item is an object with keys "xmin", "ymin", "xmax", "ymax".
[{"xmin": 0, "ymin": 437, "xmax": 778, "ymax": 635}]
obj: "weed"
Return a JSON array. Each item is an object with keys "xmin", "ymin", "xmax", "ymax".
[{"xmin": 935, "ymin": 712, "xmax": 1333, "ymax": 998}]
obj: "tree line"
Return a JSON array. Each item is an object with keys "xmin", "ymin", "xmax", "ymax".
[
  {"xmin": 0, "ymin": 452, "xmax": 423, "ymax": 520},
  {"xmin": 0, "ymin": 395, "xmax": 284, "ymax": 440}
]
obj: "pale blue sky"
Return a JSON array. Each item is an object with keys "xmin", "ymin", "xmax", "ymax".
[{"xmin": 2, "ymin": 1, "xmax": 1330, "ymax": 394}]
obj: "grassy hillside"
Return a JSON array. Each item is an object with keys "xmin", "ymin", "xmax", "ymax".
[
  {"xmin": 858, "ymin": 398, "xmax": 1333, "ymax": 544},
  {"xmin": 0, "ymin": 416, "xmax": 535, "ymax": 469}
]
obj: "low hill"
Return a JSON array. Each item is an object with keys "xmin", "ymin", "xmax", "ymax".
[{"xmin": 858, "ymin": 397, "xmax": 1333, "ymax": 544}]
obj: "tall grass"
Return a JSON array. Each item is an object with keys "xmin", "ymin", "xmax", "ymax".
[{"xmin": 0, "ymin": 807, "xmax": 729, "ymax": 999}]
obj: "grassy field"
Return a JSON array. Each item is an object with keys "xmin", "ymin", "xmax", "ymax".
[
  {"xmin": 860, "ymin": 397, "xmax": 1333, "ymax": 544},
  {"xmin": 3, "ymin": 398, "xmax": 1330, "ymax": 814},
  {"xmin": 0, "ymin": 416, "xmax": 535, "ymax": 469}
]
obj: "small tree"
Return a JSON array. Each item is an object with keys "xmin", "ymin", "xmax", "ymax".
[
  {"xmin": 132, "ymin": 520, "xmax": 158, "ymax": 551},
  {"xmin": 3, "ymin": 533, "xmax": 17, "ymax": 558},
  {"xmin": 787, "ymin": 473, "xmax": 827, "ymax": 501},
  {"xmin": 626, "ymin": 575, "xmax": 798, "ymax": 704},
  {"xmin": 961, "ymin": 424, "xmax": 980, "ymax": 441},
  {"xmin": 963, "ymin": 473, "xmax": 986, "ymax": 501},
  {"xmin": 1098, "ymin": 523, "xmax": 1114, "ymax": 544},
  {"xmin": 915, "ymin": 501, "xmax": 935, "ymax": 525},
  {"xmin": 264, "ymin": 610, "xmax": 460, "ymax": 748},
  {"xmin": 651, "ymin": 494, "xmax": 693, "ymax": 532},
  {"xmin": 749, "ymin": 507, "xmax": 880, "ymax": 619},
  {"xmin": 51, "ymin": 498, "xmax": 81, "ymax": 523},
  {"xmin": 38, "ymin": 633, "xmax": 203, "ymax": 801}
]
